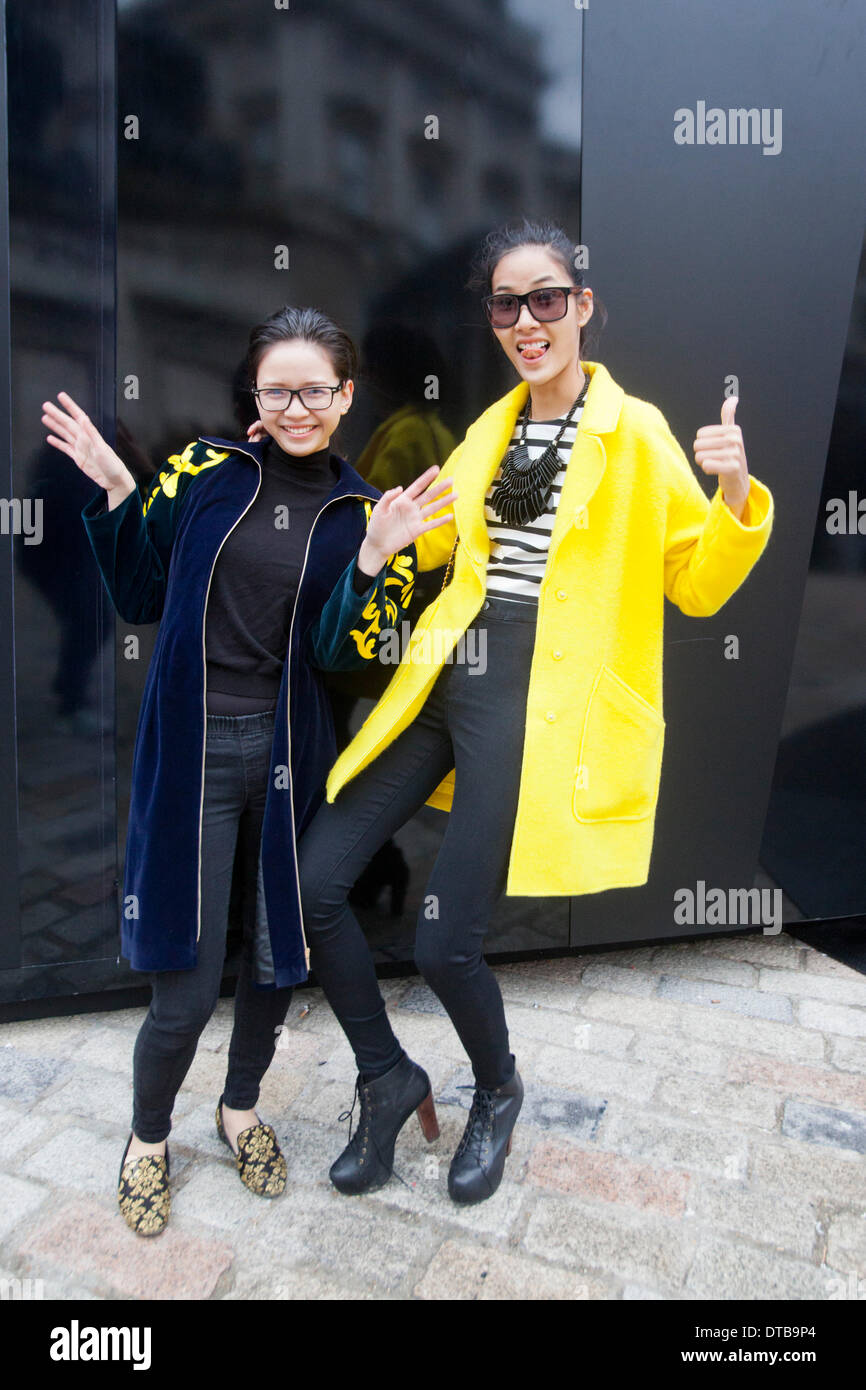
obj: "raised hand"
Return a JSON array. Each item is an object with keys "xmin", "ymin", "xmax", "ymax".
[
  {"xmin": 358, "ymin": 466, "xmax": 458, "ymax": 576},
  {"xmin": 693, "ymin": 396, "xmax": 750, "ymax": 521},
  {"xmin": 42, "ymin": 392, "xmax": 136, "ymax": 506}
]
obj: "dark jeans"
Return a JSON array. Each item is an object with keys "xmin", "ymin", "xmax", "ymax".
[
  {"xmin": 132, "ymin": 708, "xmax": 294, "ymax": 1143},
  {"xmin": 298, "ymin": 593, "xmax": 538, "ymax": 1091}
]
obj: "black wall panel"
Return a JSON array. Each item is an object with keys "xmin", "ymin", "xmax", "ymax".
[{"xmin": 574, "ymin": 0, "xmax": 866, "ymax": 946}]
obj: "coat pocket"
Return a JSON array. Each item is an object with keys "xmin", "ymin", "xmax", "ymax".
[{"xmin": 572, "ymin": 664, "xmax": 665, "ymax": 823}]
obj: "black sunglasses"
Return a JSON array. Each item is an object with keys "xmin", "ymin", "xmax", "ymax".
[{"xmin": 483, "ymin": 286, "xmax": 580, "ymax": 328}]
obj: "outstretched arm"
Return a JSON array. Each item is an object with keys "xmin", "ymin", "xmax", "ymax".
[
  {"xmin": 663, "ymin": 396, "xmax": 774, "ymax": 616},
  {"xmin": 43, "ymin": 392, "xmax": 227, "ymax": 624}
]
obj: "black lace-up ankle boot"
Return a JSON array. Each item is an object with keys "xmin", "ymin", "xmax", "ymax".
[
  {"xmin": 329, "ymin": 1050, "xmax": 440, "ymax": 1195},
  {"xmin": 447, "ymin": 1056, "xmax": 523, "ymax": 1205}
]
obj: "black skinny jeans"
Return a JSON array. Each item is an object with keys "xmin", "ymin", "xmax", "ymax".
[
  {"xmin": 132, "ymin": 708, "xmax": 294, "ymax": 1143},
  {"xmin": 298, "ymin": 593, "xmax": 538, "ymax": 1092}
]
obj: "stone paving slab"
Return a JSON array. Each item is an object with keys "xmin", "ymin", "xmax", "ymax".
[
  {"xmin": 781, "ymin": 1098, "xmax": 866, "ymax": 1154},
  {"xmin": 0, "ymin": 1047, "xmax": 71, "ymax": 1103},
  {"xmin": 830, "ymin": 1036, "xmax": 866, "ymax": 1072},
  {"xmin": 523, "ymin": 1191, "xmax": 697, "ymax": 1297},
  {"xmin": 685, "ymin": 1175, "xmax": 821, "ymax": 1261},
  {"xmin": 684, "ymin": 1238, "xmax": 837, "ymax": 1301},
  {"xmin": 14, "ymin": 1197, "xmax": 234, "ymax": 1300},
  {"xmin": 525, "ymin": 1137, "xmax": 690, "ymax": 1218},
  {"xmin": 0, "ymin": 929, "xmax": 864, "ymax": 1300},
  {"xmin": 750, "ymin": 1134, "xmax": 866, "ymax": 1207},
  {"xmin": 413, "ymin": 1237, "xmax": 610, "ymax": 1300},
  {"xmin": 658, "ymin": 974, "xmax": 795, "ymax": 1022}
]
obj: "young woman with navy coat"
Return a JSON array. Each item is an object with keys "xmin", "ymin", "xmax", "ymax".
[{"xmin": 41, "ymin": 305, "xmax": 455, "ymax": 1236}]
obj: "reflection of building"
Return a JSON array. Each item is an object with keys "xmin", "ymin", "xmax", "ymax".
[
  {"xmin": 2, "ymin": 0, "xmax": 583, "ymax": 1006},
  {"xmin": 109, "ymin": 0, "xmax": 581, "ymax": 974},
  {"xmin": 115, "ymin": 0, "xmax": 581, "ymax": 451}
]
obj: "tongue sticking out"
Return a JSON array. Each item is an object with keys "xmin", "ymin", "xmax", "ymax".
[{"xmin": 519, "ymin": 342, "xmax": 549, "ymax": 361}]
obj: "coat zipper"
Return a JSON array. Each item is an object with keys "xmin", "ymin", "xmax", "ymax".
[
  {"xmin": 195, "ymin": 436, "xmax": 375, "ymax": 970},
  {"xmin": 196, "ymin": 444, "xmax": 263, "ymax": 942}
]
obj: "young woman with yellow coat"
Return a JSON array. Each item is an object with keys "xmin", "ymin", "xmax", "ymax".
[{"xmin": 296, "ymin": 218, "xmax": 775, "ymax": 1206}]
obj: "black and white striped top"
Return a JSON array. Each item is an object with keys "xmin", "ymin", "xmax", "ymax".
[{"xmin": 483, "ymin": 409, "xmax": 584, "ymax": 604}]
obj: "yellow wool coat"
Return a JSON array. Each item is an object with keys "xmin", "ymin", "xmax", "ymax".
[{"xmin": 325, "ymin": 360, "xmax": 775, "ymax": 896}]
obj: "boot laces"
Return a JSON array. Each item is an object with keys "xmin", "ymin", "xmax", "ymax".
[
  {"xmin": 454, "ymin": 1084, "xmax": 495, "ymax": 1159},
  {"xmin": 336, "ymin": 1076, "xmax": 412, "ymax": 1190},
  {"xmin": 337, "ymin": 1077, "xmax": 364, "ymax": 1144}
]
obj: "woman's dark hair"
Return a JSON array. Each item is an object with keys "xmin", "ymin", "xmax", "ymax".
[
  {"xmin": 467, "ymin": 217, "xmax": 607, "ymax": 359},
  {"xmin": 245, "ymin": 304, "xmax": 358, "ymax": 390}
]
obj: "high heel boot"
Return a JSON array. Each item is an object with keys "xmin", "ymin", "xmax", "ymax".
[
  {"xmin": 448, "ymin": 1056, "xmax": 523, "ymax": 1205},
  {"xmin": 329, "ymin": 1050, "xmax": 440, "ymax": 1195}
]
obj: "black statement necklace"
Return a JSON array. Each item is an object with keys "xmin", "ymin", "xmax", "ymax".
[{"xmin": 489, "ymin": 372, "xmax": 590, "ymax": 527}]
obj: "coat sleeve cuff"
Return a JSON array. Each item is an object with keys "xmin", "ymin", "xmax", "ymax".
[
  {"xmin": 80, "ymin": 484, "xmax": 140, "ymax": 529},
  {"xmin": 681, "ymin": 472, "xmax": 774, "ymax": 612},
  {"xmin": 352, "ymin": 556, "xmax": 382, "ymax": 597},
  {"xmin": 308, "ymin": 553, "xmax": 387, "ymax": 670},
  {"xmin": 717, "ymin": 474, "xmax": 773, "ymax": 533}
]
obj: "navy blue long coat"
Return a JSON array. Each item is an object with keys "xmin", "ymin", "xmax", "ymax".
[{"xmin": 81, "ymin": 434, "xmax": 417, "ymax": 989}]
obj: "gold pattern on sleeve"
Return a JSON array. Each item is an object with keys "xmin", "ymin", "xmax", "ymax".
[
  {"xmin": 384, "ymin": 551, "xmax": 414, "ymax": 624},
  {"xmin": 346, "ymin": 498, "xmax": 414, "ymax": 658},
  {"xmin": 143, "ymin": 443, "xmax": 230, "ymax": 516},
  {"xmin": 348, "ymin": 591, "xmax": 383, "ymax": 660}
]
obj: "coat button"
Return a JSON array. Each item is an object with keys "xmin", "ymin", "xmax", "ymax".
[
  {"xmin": 545, "ymin": 710, "xmax": 556, "ymax": 722},
  {"xmin": 552, "ymin": 649, "xmax": 563, "ymax": 660},
  {"xmin": 556, "ymin": 589, "xmax": 567, "ymax": 601}
]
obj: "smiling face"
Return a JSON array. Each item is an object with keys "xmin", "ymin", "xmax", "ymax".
[
  {"xmin": 254, "ymin": 338, "xmax": 354, "ymax": 455},
  {"xmin": 489, "ymin": 245, "xmax": 594, "ymax": 389}
]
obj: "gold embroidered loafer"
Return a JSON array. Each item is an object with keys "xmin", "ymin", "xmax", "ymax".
[
  {"xmin": 215, "ymin": 1096, "xmax": 286, "ymax": 1197},
  {"xmin": 117, "ymin": 1132, "xmax": 170, "ymax": 1237}
]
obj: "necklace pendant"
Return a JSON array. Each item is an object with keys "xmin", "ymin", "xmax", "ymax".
[
  {"xmin": 504, "ymin": 444, "xmax": 533, "ymax": 473},
  {"xmin": 490, "ymin": 382, "xmax": 588, "ymax": 526}
]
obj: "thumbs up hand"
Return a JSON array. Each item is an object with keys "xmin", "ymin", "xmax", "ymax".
[{"xmin": 693, "ymin": 395, "xmax": 750, "ymax": 522}]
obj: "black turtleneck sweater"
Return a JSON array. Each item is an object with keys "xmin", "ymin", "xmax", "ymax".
[{"xmin": 204, "ymin": 436, "xmax": 378, "ymax": 715}]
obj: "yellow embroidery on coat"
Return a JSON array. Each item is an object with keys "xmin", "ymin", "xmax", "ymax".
[
  {"xmin": 143, "ymin": 443, "xmax": 230, "ymax": 516},
  {"xmin": 345, "ymin": 497, "xmax": 415, "ymax": 659},
  {"xmin": 384, "ymin": 550, "xmax": 414, "ymax": 624},
  {"xmin": 348, "ymin": 592, "xmax": 382, "ymax": 660},
  {"xmin": 347, "ymin": 548, "xmax": 415, "ymax": 658}
]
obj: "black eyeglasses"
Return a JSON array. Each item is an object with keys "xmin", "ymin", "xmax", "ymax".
[
  {"xmin": 483, "ymin": 287, "xmax": 580, "ymax": 328},
  {"xmin": 250, "ymin": 383, "xmax": 344, "ymax": 412}
]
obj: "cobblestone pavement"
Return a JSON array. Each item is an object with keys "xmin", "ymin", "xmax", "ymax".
[{"xmin": 1, "ymin": 930, "xmax": 865, "ymax": 1301}]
